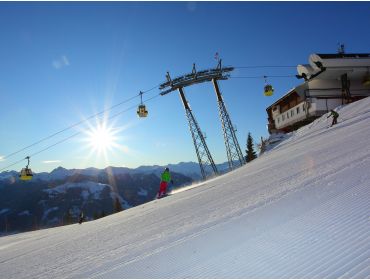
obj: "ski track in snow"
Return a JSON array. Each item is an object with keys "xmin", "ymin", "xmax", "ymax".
[
  {"xmin": 87, "ymin": 168, "xmax": 370, "ymax": 278},
  {"xmin": 1, "ymin": 97, "xmax": 370, "ymax": 278}
]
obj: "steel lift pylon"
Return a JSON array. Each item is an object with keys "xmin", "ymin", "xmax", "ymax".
[
  {"xmin": 178, "ymin": 87, "xmax": 218, "ymax": 179},
  {"xmin": 212, "ymin": 78, "xmax": 245, "ymax": 169},
  {"xmin": 159, "ymin": 60, "xmax": 245, "ymax": 180}
]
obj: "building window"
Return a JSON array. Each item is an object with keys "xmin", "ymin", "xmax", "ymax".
[
  {"xmin": 282, "ymin": 114, "xmax": 285, "ymax": 121},
  {"xmin": 302, "ymin": 104, "xmax": 305, "ymax": 112},
  {"xmin": 297, "ymin": 107, "xmax": 300, "ymax": 114},
  {"xmin": 291, "ymin": 110, "xmax": 294, "ymax": 117},
  {"xmin": 287, "ymin": 112, "xmax": 289, "ymax": 119},
  {"xmin": 277, "ymin": 117, "xmax": 280, "ymax": 123}
]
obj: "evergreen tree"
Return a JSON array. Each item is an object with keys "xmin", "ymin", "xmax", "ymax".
[
  {"xmin": 246, "ymin": 132, "xmax": 257, "ymax": 163},
  {"xmin": 114, "ymin": 197, "xmax": 123, "ymax": 213}
]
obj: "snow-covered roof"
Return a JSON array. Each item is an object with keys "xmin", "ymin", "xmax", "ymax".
[{"xmin": 298, "ymin": 53, "xmax": 370, "ymax": 81}]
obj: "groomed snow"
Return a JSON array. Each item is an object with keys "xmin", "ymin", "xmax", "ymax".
[{"xmin": 0, "ymin": 97, "xmax": 370, "ymax": 278}]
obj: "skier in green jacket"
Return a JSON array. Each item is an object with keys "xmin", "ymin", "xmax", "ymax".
[
  {"xmin": 157, "ymin": 167, "xmax": 172, "ymax": 198},
  {"xmin": 327, "ymin": 109, "xmax": 339, "ymax": 126}
]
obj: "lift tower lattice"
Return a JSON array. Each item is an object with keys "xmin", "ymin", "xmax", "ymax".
[
  {"xmin": 212, "ymin": 60, "xmax": 245, "ymax": 169},
  {"xmin": 178, "ymin": 87, "xmax": 218, "ymax": 179},
  {"xmin": 159, "ymin": 61, "xmax": 243, "ymax": 179}
]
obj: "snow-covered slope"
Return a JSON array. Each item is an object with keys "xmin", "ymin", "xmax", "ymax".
[{"xmin": 1, "ymin": 98, "xmax": 370, "ymax": 278}]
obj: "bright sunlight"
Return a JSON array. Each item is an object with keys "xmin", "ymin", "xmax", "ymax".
[
  {"xmin": 79, "ymin": 108, "xmax": 133, "ymax": 168},
  {"xmin": 86, "ymin": 122, "xmax": 119, "ymax": 154},
  {"xmin": 78, "ymin": 117, "xmax": 132, "ymax": 169}
]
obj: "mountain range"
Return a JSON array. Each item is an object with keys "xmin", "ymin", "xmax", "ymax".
[{"xmin": 0, "ymin": 161, "xmax": 232, "ymax": 234}]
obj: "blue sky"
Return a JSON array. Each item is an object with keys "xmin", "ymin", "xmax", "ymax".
[{"xmin": 1, "ymin": 1, "xmax": 370, "ymax": 172}]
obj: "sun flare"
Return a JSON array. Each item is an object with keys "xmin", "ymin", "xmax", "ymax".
[
  {"xmin": 86, "ymin": 122, "xmax": 118, "ymax": 154},
  {"xmin": 79, "ymin": 111, "xmax": 132, "ymax": 166}
]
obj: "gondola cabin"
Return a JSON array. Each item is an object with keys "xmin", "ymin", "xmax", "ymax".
[
  {"xmin": 137, "ymin": 104, "xmax": 148, "ymax": 117},
  {"xmin": 19, "ymin": 168, "xmax": 33, "ymax": 181},
  {"xmin": 264, "ymin": 84, "xmax": 274, "ymax": 96}
]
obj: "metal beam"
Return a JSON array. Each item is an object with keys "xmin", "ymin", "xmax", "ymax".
[
  {"xmin": 178, "ymin": 87, "xmax": 218, "ymax": 180},
  {"xmin": 160, "ymin": 63, "xmax": 234, "ymax": 96},
  {"xmin": 212, "ymin": 79, "xmax": 245, "ymax": 169}
]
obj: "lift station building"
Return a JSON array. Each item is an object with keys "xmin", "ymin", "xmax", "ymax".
[{"xmin": 266, "ymin": 53, "xmax": 370, "ymax": 134}]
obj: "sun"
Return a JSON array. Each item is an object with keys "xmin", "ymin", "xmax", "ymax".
[
  {"xmin": 78, "ymin": 107, "xmax": 133, "ymax": 167},
  {"xmin": 86, "ymin": 122, "xmax": 118, "ymax": 154},
  {"xmin": 78, "ymin": 117, "xmax": 132, "ymax": 168},
  {"xmin": 89, "ymin": 126, "xmax": 114, "ymax": 151}
]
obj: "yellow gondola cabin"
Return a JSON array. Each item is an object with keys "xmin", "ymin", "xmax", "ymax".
[
  {"xmin": 137, "ymin": 104, "xmax": 148, "ymax": 117},
  {"xmin": 264, "ymin": 84, "xmax": 274, "ymax": 96},
  {"xmin": 19, "ymin": 168, "xmax": 33, "ymax": 180},
  {"xmin": 137, "ymin": 91, "xmax": 148, "ymax": 117},
  {"xmin": 19, "ymin": 156, "xmax": 33, "ymax": 181}
]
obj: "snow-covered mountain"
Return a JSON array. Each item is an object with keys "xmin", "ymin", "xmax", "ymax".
[
  {"xmin": 0, "ymin": 162, "xmax": 199, "ymax": 234},
  {"xmin": 0, "ymin": 97, "xmax": 369, "ymax": 278},
  {"xmin": 0, "ymin": 168, "xmax": 193, "ymax": 233},
  {"xmin": 1, "ymin": 161, "xmax": 232, "ymax": 184},
  {"xmin": 0, "ymin": 162, "xmax": 203, "ymax": 182},
  {"xmin": 133, "ymin": 161, "xmax": 231, "ymax": 180},
  {"xmin": 0, "ymin": 170, "xmax": 18, "ymax": 183}
]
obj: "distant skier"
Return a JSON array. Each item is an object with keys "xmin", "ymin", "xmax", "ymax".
[
  {"xmin": 327, "ymin": 109, "xmax": 339, "ymax": 126},
  {"xmin": 157, "ymin": 167, "xmax": 173, "ymax": 198},
  {"xmin": 78, "ymin": 211, "xmax": 85, "ymax": 224}
]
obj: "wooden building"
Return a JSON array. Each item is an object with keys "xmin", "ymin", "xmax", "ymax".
[{"xmin": 266, "ymin": 53, "xmax": 370, "ymax": 134}]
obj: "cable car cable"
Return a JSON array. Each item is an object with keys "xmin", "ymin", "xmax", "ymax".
[
  {"xmin": 2, "ymin": 83, "xmax": 161, "ymax": 161},
  {"xmin": 234, "ymin": 65, "xmax": 296, "ymax": 69},
  {"xmin": 1, "ymin": 67, "xmax": 297, "ymax": 169},
  {"xmin": 0, "ymin": 93, "xmax": 162, "ymax": 172},
  {"xmin": 229, "ymin": 75, "xmax": 296, "ymax": 79}
]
